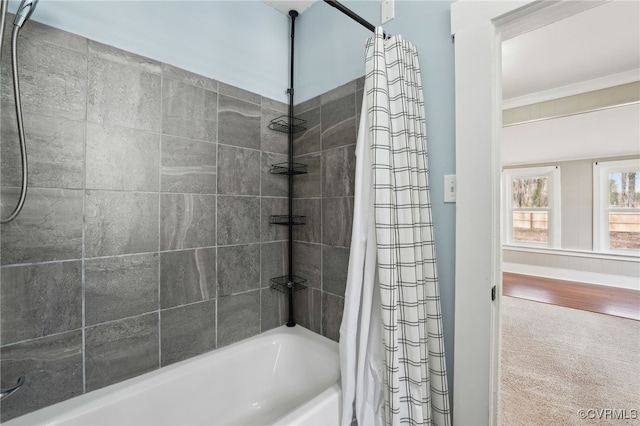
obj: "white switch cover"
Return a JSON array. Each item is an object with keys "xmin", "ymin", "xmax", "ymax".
[
  {"xmin": 381, "ymin": 0, "xmax": 394, "ymax": 24},
  {"xmin": 444, "ymin": 174, "xmax": 456, "ymax": 203}
]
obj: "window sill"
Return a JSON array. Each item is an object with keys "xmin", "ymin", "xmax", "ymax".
[{"xmin": 502, "ymin": 245, "xmax": 640, "ymax": 262}]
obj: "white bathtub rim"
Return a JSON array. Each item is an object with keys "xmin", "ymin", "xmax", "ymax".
[
  {"xmin": 5, "ymin": 325, "xmax": 338, "ymax": 426},
  {"xmin": 272, "ymin": 382, "xmax": 342, "ymax": 425}
]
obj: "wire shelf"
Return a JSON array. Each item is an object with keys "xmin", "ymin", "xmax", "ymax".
[
  {"xmin": 269, "ymin": 162, "xmax": 308, "ymax": 175},
  {"xmin": 268, "ymin": 116, "xmax": 307, "ymax": 134},
  {"xmin": 270, "ymin": 215, "xmax": 307, "ymax": 226},
  {"xmin": 270, "ymin": 275, "xmax": 307, "ymax": 294}
]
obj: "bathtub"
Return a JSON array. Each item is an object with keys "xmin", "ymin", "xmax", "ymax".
[{"xmin": 6, "ymin": 325, "xmax": 341, "ymax": 426}]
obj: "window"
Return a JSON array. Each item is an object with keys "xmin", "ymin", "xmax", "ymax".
[
  {"xmin": 593, "ymin": 159, "xmax": 640, "ymax": 255},
  {"xmin": 503, "ymin": 166, "xmax": 561, "ymax": 247}
]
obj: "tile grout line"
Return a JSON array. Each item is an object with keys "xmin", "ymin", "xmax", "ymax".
[
  {"xmin": 214, "ymin": 83, "xmax": 220, "ymax": 350},
  {"xmin": 157, "ymin": 67, "xmax": 164, "ymax": 369},
  {"xmin": 81, "ymin": 39, "xmax": 89, "ymax": 395},
  {"xmin": 319, "ymin": 97, "xmax": 324, "ymax": 336}
]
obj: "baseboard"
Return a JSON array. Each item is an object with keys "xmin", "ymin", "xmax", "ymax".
[{"xmin": 502, "ymin": 263, "xmax": 640, "ymax": 291}]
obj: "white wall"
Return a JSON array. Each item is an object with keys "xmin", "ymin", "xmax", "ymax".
[
  {"xmin": 502, "ymin": 103, "xmax": 640, "ymax": 165},
  {"xmin": 503, "ymin": 156, "xmax": 640, "ymax": 290},
  {"xmin": 12, "ymin": 0, "xmax": 290, "ymax": 102}
]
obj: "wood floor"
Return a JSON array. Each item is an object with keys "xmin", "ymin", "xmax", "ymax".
[{"xmin": 502, "ymin": 272, "xmax": 640, "ymax": 321}]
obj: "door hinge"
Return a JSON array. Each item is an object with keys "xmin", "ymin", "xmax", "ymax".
[{"xmin": 491, "ymin": 285, "xmax": 496, "ymax": 301}]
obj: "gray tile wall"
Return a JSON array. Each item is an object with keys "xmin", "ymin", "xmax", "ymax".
[
  {"xmin": 291, "ymin": 78, "xmax": 362, "ymax": 342},
  {"xmin": 0, "ymin": 19, "xmax": 290, "ymax": 422}
]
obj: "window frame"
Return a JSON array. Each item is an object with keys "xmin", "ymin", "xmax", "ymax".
[
  {"xmin": 503, "ymin": 165, "xmax": 561, "ymax": 248},
  {"xmin": 593, "ymin": 158, "xmax": 640, "ymax": 256}
]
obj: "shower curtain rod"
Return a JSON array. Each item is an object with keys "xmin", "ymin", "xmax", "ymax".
[{"xmin": 322, "ymin": 0, "xmax": 388, "ymax": 38}]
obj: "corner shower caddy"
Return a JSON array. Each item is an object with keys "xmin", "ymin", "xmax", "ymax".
[
  {"xmin": 268, "ymin": 1, "xmax": 386, "ymax": 327},
  {"xmin": 268, "ymin": 10, "xmax": 307, "ymax": 327}
]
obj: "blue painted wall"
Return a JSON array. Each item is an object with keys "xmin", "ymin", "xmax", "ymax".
[
  {"xmin": 10, "ymin": 0, "xmax": 290, "ymax": 102},
  {"xmin": 297, "ymin": 0, "xmax": 457, "ymax": 405}
]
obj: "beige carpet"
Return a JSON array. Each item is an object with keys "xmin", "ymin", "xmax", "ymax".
[{"xmin": 500, "ymin": 296, "xmax": 640, "ymax": 425}]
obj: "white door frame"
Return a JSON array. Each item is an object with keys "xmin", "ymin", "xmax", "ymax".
[{"xmin": 450, "ymin": 1, "xmax": 606, "ymax": 424}]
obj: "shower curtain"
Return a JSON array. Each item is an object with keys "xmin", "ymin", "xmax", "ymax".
[{"xmin": 339, "ymin": 28, "xmax": 450, "ymax": 426}]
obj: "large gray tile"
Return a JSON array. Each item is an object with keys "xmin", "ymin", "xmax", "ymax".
[
  {"xmin": 322, "ymin": 293, "xmax": 345, "ymax": 342},
  {"xmin": 87, "ymin": 54, "xmax": 161, "ymax": 132},
  {"xmin": 218, "ymin": 95, "xmax": 261, "ymax": 150},
  {"xmin": 160, "ymin": 248, "xmax": 216, "ymax": 309},
  {"xmin": 85, "ymin": 191, "xmax": 159, "ymax": 258},
  {"xmin": 293, "ymin": 242, "xmax": 321, "ymax": 290},
  {"xmin": 162, "ymin": 78, "xmax": 217, "ymax": 142},
  {"xmin": 293, "ymin": 107, "xmax": 320, "ymax": 155},
  {"xmin": 292, "ymin": 152, "xmax": 321, "ymax": 198},
  {"xmin": 217, "ymin": 145, "xmax": 261, "ymax": 195},
  {"xmin": 1, "ymin": 188, "xmax": 83, "ymax": 265},
  {"xmin": 355, "ymin": 76, "xmax": 365, "ymax": 92},
  {"xmin": 261, "ymin": 241, "xmax": 288, "ymax": 288},
  {"xmin": 322, "ymin": 197, "xmax": 354, "ymax": 247},
  {"xmin": 292, "ymin": 198, "xmax": 321, "ymax": 243},
  {"xmin": 160, "ymin": 194, "xmax": 216, "ymax": 250},
  {"xmin": 160, "ymin": 299, "xmax": 216, "ymax": 366},
  {"xmin": 161, "ymin": 135, "xmax": 216, "ymax": 194},
  {"xmin": 217, "ymin": 290, "xmax": 260, "ymax": 347},
  {"xmin": 88, "ymin": 40, "xmax": 161, "ymax": 74},
  {"xmin": 217, "ymin": 196, "xmax": 260, "ymax": 245},
  {"xmin": 1, "ymin": 112, "xmax": 84, "ymax": 189},
  {"xmin": 321, "ymin": 94, "xmax": 357, "ymax": 150},
  {"xmin": 85, "ymin": 313, "xmax": 159, "ymax": 392},
  {"xmin": 322, "ymin": 246, "xmax": 350, "ymax": 297},
  {"xmin": 261, "ymin": 97, "xmax": 287, "ymax": 114},
  {"xmin": 261, "ymin": 197, "xmax": 289, "ymax": 242},
  {"xmin": 17, "ymin": 19, "xmax": 87, "ymax": 53},
  {"xmin": 0, "ymin": 261, "xmax": 82, "ymax": 345},
  {"xmin": 219, "ymin": 82, "xmax": 261, "ymax": 105},
  {"xmin": 85, "ymin": 254, "xmax": 159, "ymax": 326},
  {"xmin": 262, "ymin": 152, "xmax": 288, "ymax": 197},
  {"xmin": 162, "ymin": 63, "xmax": 218, "ymax": 91},
  {"xmin": 86, "ymin": 123, "xmax": 160, "ymax": 191},
  {"xmin": 0, "ymin": 331, "xmax": 83, "ymax": 423},
  {"xmin": 322, "ymin": 145, "xmax": 356, "ymax": 197},
  {"xmin": 261, "ymin": 107, "xmax": 288, "ymax": 155},
  {"xmin": 261, "ymin": 288, "xmax": 285, "ymax": 332},
  {"xmin": 294, "ymin": 96, "xmax": 320, "ymax": 114},
  {"xmin": 321, "ymin": 80, "xmax": 356, "ymax": 105},
  {"xmin": 218, "ymin": 244, "xmax": 260, "ymax": 296},
  {"xmin": 1, "ymin": 37, "xmax": 87, "ymax": 120},
  {"xmin": 293, "ymin": 288, "xmax": 321, "ymax": 333}
]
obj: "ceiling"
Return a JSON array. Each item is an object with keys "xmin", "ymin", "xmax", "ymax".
[
  {"xmin": 502, "ymin": 0, "xmax": 640, "ymax": 105},
  {"xmin": 262, "ymin": 0, "xmax": 318, "ymax": 16}
]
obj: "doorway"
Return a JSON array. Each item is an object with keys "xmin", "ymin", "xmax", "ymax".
[
  {"xmin": 499, "ymin": 1, "xmax": 640, "ymax": 422},
  {"xmin": 451, "ymin": 1, "xmax": 639, "ymax": 423}
]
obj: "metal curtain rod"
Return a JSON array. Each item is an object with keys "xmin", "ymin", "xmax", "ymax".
[{"xmin": 323, "ymin": 0, "xmax": 388, "ymax": 38}]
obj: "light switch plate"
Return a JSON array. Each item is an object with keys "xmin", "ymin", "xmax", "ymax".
[
  {"xmin": 444, "ymin": 174, "xmax": 456, "ymax": 203},
  {"xmin": 381, "ymin": 0, "xmax": 394, "ymax": 24}
]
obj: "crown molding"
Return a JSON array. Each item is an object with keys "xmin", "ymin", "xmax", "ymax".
[{"xmin": 503, "ymin": 69, "xmax": 640, "ymax": 110}]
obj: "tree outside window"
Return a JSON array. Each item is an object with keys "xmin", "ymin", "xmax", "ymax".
[
  {"xmin": 503, "ymin": 166, "xmax": 561, "ymax": 248},
  {"xmin": 594, "ymin": 159, "xmax": 640, "ymax": 255}
]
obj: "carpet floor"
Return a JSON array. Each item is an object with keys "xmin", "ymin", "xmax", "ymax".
[{"xmin": 499, "ymin": 296, "xmax": 640, "ymax": 425}]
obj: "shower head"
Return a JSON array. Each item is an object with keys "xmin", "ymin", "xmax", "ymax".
[{"xmin": 13, "ymin": 0, "xmax": 38, "ymax": 28}]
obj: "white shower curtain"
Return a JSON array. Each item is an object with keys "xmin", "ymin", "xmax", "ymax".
[{"xmin": 339, "ymin": 28, "xmax": 451, "ymax": 426}]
